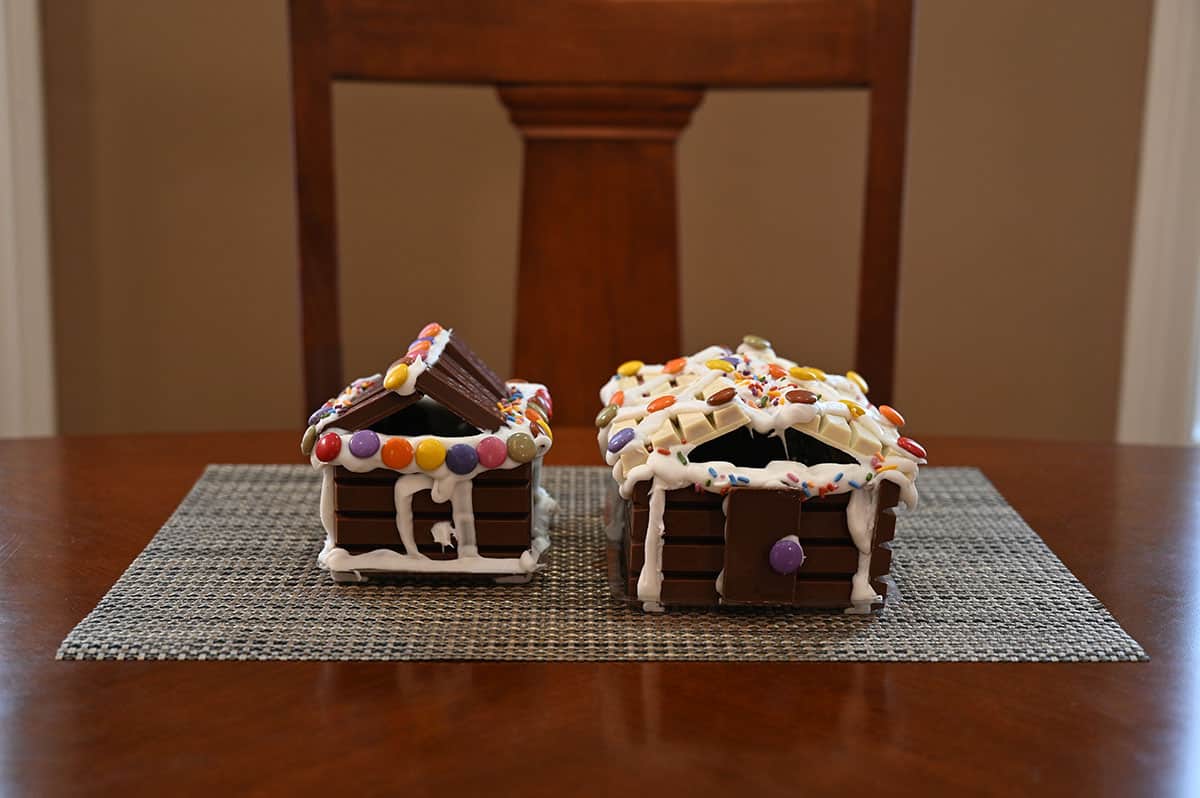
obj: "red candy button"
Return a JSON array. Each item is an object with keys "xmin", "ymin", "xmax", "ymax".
[
  {"xmin": 897, "ymin": 436, "xmax": 926, "ymax": 459},
  {"xmin": 315, "ymin": 432, "xmax": 342, "ymax": 462},
  {"xmin": 419, "ymin": 322, "xmax": 443, "ymax": 338}
]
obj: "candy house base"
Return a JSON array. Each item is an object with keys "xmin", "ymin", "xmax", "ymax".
[
  {"xmin": 614, "ymin": 481, "xmax": 900, "ymax": 608},
  {"xmin": 329, "ymin": 461, "xmax": 542, "ymax": 580}
]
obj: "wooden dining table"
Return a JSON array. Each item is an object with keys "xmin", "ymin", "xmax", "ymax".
[{"xmin": 1, "ymin": 428, "xmax": 1195, "ymax": 796}]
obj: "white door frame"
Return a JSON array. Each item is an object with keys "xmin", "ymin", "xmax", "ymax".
[
  {"xmin": 0, "ymin": 0, "xmax": 55, "ymax": 438},
  {"xmin": 1117, "ymin": 0, "xmax": 1200, "ymax": 445}
]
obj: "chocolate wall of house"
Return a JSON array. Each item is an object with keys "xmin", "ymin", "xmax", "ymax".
[
  {"xmin": 333, "ymin": 463, "xmax": 535, "ymax": 560},
  {"xmin": 621, "ymin": 482, "xmax": 898, "ymax": 608}
]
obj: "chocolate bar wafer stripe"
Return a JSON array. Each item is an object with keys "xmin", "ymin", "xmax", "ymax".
[
  {"xmin": 626, "ymin": 542, "xmax": 889, "ymax": 576},
  {"xmin": 320, "ymin": 389, "xmax": 421, "ymax": 433},
  {"xmin": 413, "ymin": 366, "xmax": 504, "ymax": 431},
  {"xmin": 444, "ymin": 335, "xmax": 507, "ymax": 398}
]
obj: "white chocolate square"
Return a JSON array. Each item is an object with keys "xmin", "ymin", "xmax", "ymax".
[
  {"xmin": 676, "ymin": 411, "xmax": 713, "ymax": 444},
  {"xmin": 701, "ymin": 377, "xmax": 737, "ymax": 400},
  {"xmin": 848, "ymin": 423, "xmax": 881, "ymax": 457},
  {"xmin": 712, "ymin": 403, "xmax": 749, "ymax": 431},
  {"xmin": 611, "ymin": 417, "xmax": 639, "ymax": 433},
  {"xmin": 617, "ymin": 376, "xmax": 640, "ymax": 391},
  {"xmin": 649, "ymin": 419, "xmax": 682, "ymax": 449},
  {"xmin": 817, "ymin": 414, "xmax": 852, "ymax": 448},
  {"xmin": 673, "ymin": 374, "xmax": 698, "ymax": 389},
  {"xmin": 619, "ymin": 445, "xmax": 649, "ymax": 477}
]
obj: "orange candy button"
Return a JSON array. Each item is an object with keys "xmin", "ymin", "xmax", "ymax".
[
  {"xmin": 611, "ymin": 390, "xmax": 625, "ymax": 407},
  {"xmin": 879, "ymin": 405, "xmax": 906, "ymax": 428},
  {"xmin": 646, "ymin": 395, "xmax": 676, "ymax": 413},
  {"xmin": 767, "ymin": 363, "xmax": 786, "ymax": 380},
  {"xmin": 525, "ymin": 408, "xmax": 543, "ymax": 423},
  {"xmin": 419, "ymin": 322, "xmax": 443, "ymax": 338},
  {"xmin": 381, "ymin": 438, "xmax": 414, "ymax": 469},
  {"xmin": 664, "ymin": 357, "xmax": 687, "ymax": 374}
]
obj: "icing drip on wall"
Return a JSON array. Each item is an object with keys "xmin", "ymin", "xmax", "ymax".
[{"xmin": 846, "ymin": 485, "xmax": 882, "ymax": 613}]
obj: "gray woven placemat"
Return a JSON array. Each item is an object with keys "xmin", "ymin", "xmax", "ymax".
[{"xmin": 57, "ymin": 465, "xmax": 1146, "ymax": 662}]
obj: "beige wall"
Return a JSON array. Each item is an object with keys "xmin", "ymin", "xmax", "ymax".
[{"xmin": 41, "ymin": 0, "xmax": 1151, "ymax": 441}]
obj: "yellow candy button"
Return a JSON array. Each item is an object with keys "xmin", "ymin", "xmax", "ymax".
[
  {"xmin": 384, "ymin": 363, "xmax": 409, "ymax": 391},
  {"xmin": 840, "ymin": 399, "xmax": 866, "ymax": 418},
  {"xmin": 617, "ymin": 360, "xmax": 644, "ymax": 377},
  {"xmin": 705, "ymin": 358, "xmax": 735, "ymax": 373},
  {"xmin": 415, "ymin": 438, "xmax": 446, "ymax": 470},
  {"xmin": 846, "ymin": 370, "xmax": 869, "ymax": 394},
  {"xmin": 789, "ymin": 366, "xmax": 826, "ymax": 382}
]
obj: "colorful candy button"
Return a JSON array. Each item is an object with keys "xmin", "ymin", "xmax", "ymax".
[
  {"xmin": 507, "ymin": 432, "xmax": 537, "ymax": 463},
  {"xmin": 768, "ymin": 536, "xmax": 806, "ymax": 575},
  {"xmin": 381, "ymin": 437, "xmax": 414, "ymax": 469},
  {"xmin": 706, "ymin": 387, "xmax": 737, "ymax": 406},
  {"xmin": 445, "ymin": 443, "xmax": 478, "ymax": 475},
  {"xmin": 607, "ymin": 427, "xmax": 636, "ymax": 454},
  {"xmin": 415, "ymin": 439, "xmax": 447, "ymax": 470},
  {"xmin": 897, "ymin": 437, "xmax": 927, "ymax": 459},
  {"xmin": 307, "ymin": 406, "xmax": 332, "ymax": 426},
  {"xmin": 535, "ymin": 388, "xmax": 553, "ymax": 417},
  {"xmin": 646, "ymin": 395, "xmax": 676, "ymax": 413},
  {"xmin": 300, "ymin": 425, "xmax": 318, "ymax": 456},
  {"xmin": 419, "ymin": 322, "xmax": 443, "ymax": 338},
  {"xmin": 789, "ymin": 366, "xmax": 826, "ymax": 382},
  {"xmin": 617, "ymin": 360, "xmax": 644, "ymax": 377},
  {"xmin": 348, "ymin": 430, "xmax": 380, "ymax": 458},
  {"xmin": 384, "ymin": 363, "xmax": 409, "ymax": 391},
  {"xmin": 705, "ymin": 358, "xmax": 735, "ymax": 373},
  {"xmin": 840, "ymin": 400, "xmax": 866, "ymax": 418},
  {"xmin": 879, "ymin": 405, "xmax": 906, "ymax": 428},
  {"xmin": 664, "ymin": 357, "xmax": 687, "ymax": 374},
  {"xmin": 785, "ymin": 389, "xmax": 818, "ymax": 404},
  {"xmin": 767, "ymin": 363, "xmax": 787, "ymax": 380},
  {"xmin": 525, "ymin": 407, "xmax": 544, "ymax": 424},
  {"xmin": 610, "ymin": 390, "xmax": 625, "ymax": 408},
  {"xmin": 595, "ymin": 405, "xmax": 618, "ymax": 427},
  {"xmin": 528, "ymin": 393, "xmax": 549, "ymax": 417},
  {"xmin": 529, "ymin": 419, "xmax": 552, "ymax": 440},
  {"xmin": 846, "ymin": 370, "xmax": 869, "ymax": 394},
  {"xmin": 476, "ymin": 436, "xmax": 507, "ymax": 468},
  {"xmin": 314, "ymin": 432, "xmax": 342, "ymax": 462},
  {"xmin": 407, "ymin": 339, "xmax": 432, "ymax": 356},
  {"xmin": 742, "ymin": 334, "xmax": 771, "ymax": 350}
]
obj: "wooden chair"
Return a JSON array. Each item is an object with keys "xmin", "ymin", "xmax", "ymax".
[{"xmin": 289, "ymin": 0, "xmax": 913, "ymax": 425}]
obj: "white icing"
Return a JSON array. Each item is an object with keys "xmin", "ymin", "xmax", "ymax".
[{"xmin": 598, "ymin": 344, "xmax": 923, "ymax": 610}]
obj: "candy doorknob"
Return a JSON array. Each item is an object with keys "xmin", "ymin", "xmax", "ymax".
[{"xmin": 768, "ymin": 535, "xmax": 806, "ymax": 575}]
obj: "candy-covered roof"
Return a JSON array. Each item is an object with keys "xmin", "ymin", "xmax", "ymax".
[
  {"xmin": 304, "ymin": 323, "xmax": 511, "ymax": 435},
  {"xmin": 596, "ymin": 335, "xmax": 927, "ymax": 485}
]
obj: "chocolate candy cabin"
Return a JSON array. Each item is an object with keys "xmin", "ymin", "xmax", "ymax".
[
  {"xmin": 597, "ymin": 335, "xmax": 926, "ymax": 613},
  {"xmin": 302, "ymin": 323, "xmax": 556, "ymax": 583}
]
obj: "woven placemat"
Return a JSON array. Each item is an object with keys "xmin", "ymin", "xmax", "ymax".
[{"xmin": 57, "ymin": 465, "xmax": 1146, "ymax": 662}]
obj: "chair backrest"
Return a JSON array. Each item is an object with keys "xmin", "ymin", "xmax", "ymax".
[{"xmin": 289, "ymin": 0, "xmax": 914, "ymax": 424}]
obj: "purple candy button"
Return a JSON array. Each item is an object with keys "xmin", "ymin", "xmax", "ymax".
[
  {"xmin": 721, "ymin": 356, "xmax": 741, "ymax": 367},
  {"xmin": 607, "ymin": 427, "xmax": 636, "ymax": 454},
  {"xmin": 307, "ymin": 406, "xmax": 332, "ymax": 426},
  {"xmin": 446, "ymin": 443, "xmax": 479, "ymax": 475},
  {"xmin": 348, "ymin": 430, "xmax": 380, "ymax": 458},
  {"xmin": 769, "ymin": 536, "xmax": 806, "ymax": 575}
]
